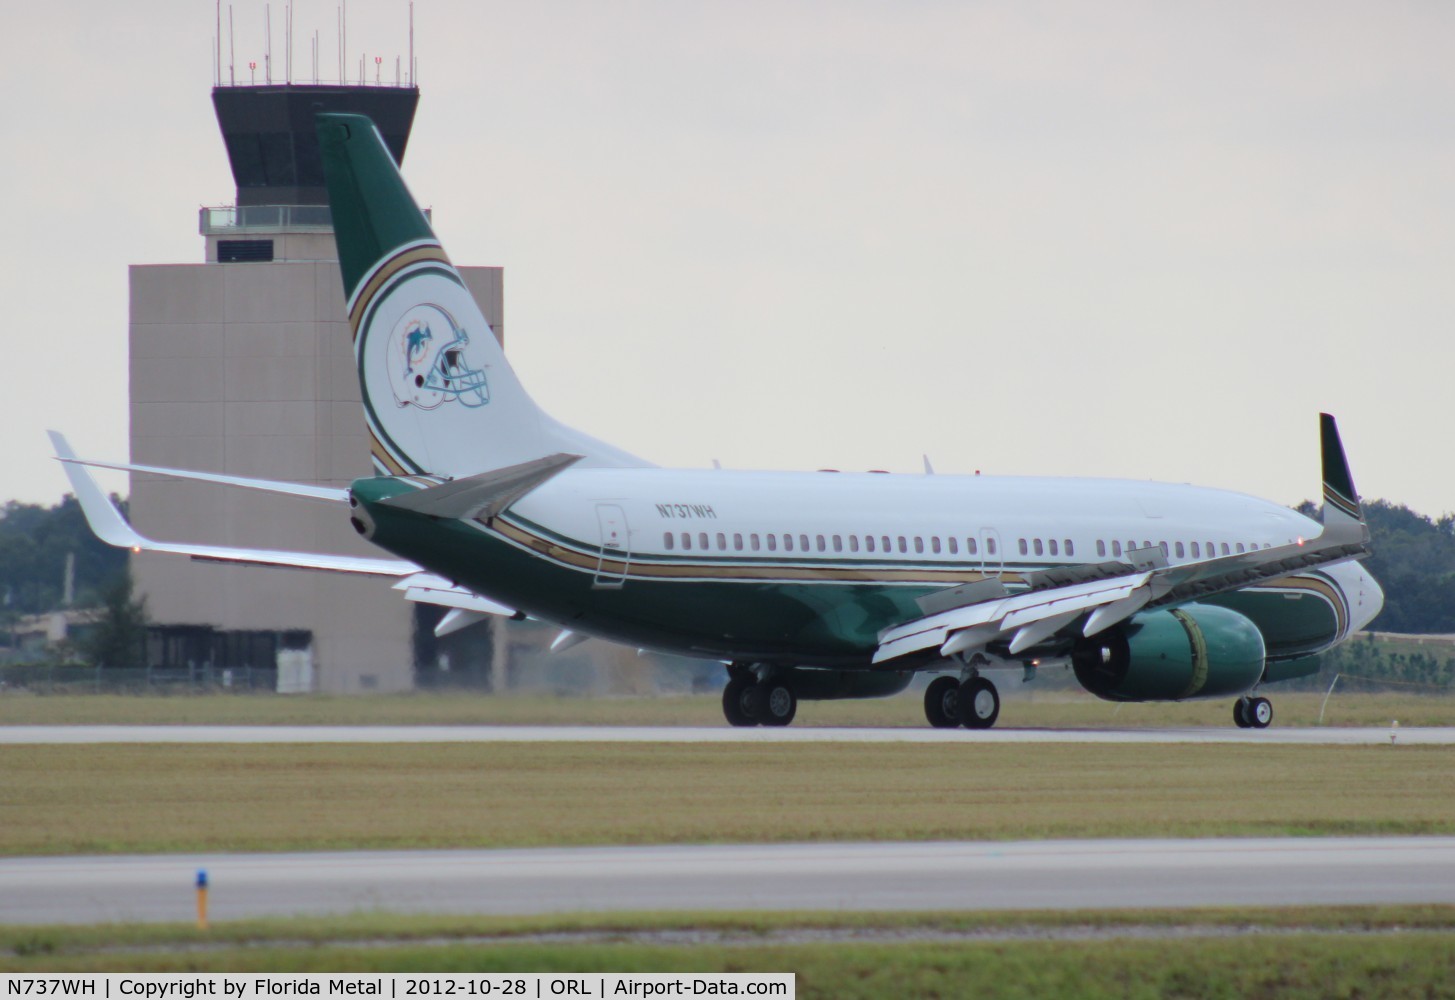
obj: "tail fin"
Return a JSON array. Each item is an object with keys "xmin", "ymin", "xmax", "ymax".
[{"xmin": 316, "ymin": 113, "xmax": 646, "ymax": 477}]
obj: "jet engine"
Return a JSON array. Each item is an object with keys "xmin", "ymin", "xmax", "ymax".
[{"xmin": 1070, "ymin": 604, "xmax": 1265, "ymax": 702}]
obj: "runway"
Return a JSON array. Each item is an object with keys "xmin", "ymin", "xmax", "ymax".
[
  {"xmin": 3, "ymin": 724, "xmax": 1453, "ymax": 744},
  {"xmin": 4, "ymin": 837, "xmax": 1455, "ymax": 925}
]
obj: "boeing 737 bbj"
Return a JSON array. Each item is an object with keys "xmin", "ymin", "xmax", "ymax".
[{"xmin": 55, "ymin": 112, "xmax": 1384, "ymax": 729}]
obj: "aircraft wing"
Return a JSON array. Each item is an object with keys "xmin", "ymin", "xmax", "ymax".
[
  {"xmin": 874, "ymin": 413, "xmax": 1372, "ymax": 665},
  {"xmin": 48, "ymin": 433, "xmax": 348, "ymax": 503},
  {"xmin": 50, "ymin": 432, "xmax": 521, "ymax": 627}
]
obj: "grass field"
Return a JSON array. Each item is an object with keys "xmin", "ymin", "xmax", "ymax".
[
  {"xmin": 1, "ymin": 688, "xmax": 1452, "ymax": 727},
  {"xmin": 4, "ymin": 741, "xmax": 1454, "ymax": 855},
  {"xmin": 4, "ymin": 908, "xmax": 1455, "ymax": 997}
]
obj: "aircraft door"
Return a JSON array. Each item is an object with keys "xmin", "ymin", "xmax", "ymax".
[
  {"xmin": 978, "ymin": 528, "xmax": 1003, "ymax": 579},
  {"xmin": 593, "ymin": 503, "xmax": 630, "ymax": 589}
]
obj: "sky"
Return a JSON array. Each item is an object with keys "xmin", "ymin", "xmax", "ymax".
[{"xmin": 3, "ymin": 1, "xmax": 1453, "ymax": 514}]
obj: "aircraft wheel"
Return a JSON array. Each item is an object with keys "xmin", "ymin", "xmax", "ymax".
[
  {"xmin": 924, "ymin": 676, "xmax": 961, "ymax": 728},
  {"xmin": 1249, "ymin": 696, "xmax": 1273, "ymax": 729},
  {"xmin": 722, "ymin": 676, "xmax": 760, "ymax": 727},
  {"xmin": 1233, "ymin": 698, "xmax": 1253, "ymax": 728},
  {"xmin": 960, "ymin": 676, "xmax": 1000, "ymax": 729},
  {"xmin": 759, "ymin": 680, "xmax": 797, "ymax": 726}
]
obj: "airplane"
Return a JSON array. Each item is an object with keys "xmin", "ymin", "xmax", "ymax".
[{"xmin": 53, "ymin": 112, "xmax": 1384, "ymax": 730}]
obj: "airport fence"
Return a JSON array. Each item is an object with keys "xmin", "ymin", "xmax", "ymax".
[{"xmin": 0, "ymin": 663, "xmax": 279, "ymax": 695}]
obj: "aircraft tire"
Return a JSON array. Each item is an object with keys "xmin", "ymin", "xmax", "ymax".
[
  {"xmin": 924, "ymin": 676, "xmax": 961, "ymax": 728},
  {"xmin": 722, "ymin": 676, "xmax": 759, "ymax": 727},
  {"xmin": 1249, "ymin": 696, "xmax": 1273, "ymax": 729},
  {"xmin": 960, "ymin": 676, "xmax": 1000, "ymax": 729},
  {"xmin": 760, "ymin": 681, "xmax": 797, "ymax": 726},
  {"xmin": 1233, "ymin": 698, "xmax": 1253, "ymax": 728}
]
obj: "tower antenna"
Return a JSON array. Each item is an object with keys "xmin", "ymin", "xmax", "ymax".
[
  {"xmin": 265, "ymin": 4, "xmax": 272, "ymax": 85},
  {"xmin": 228, "ymin": 4, "xmax": 236, "ymax": 86},
  {"xmin": 215, "ymin": 0, "xmax": 222, "ymax": 86},
  {"xmin": 409, "ymin": 1, "xmax": 414, "ymax": 86}
]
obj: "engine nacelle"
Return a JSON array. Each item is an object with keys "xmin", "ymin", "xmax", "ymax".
[{"xmin": 1071, "ymin": 604, "xmax": 1265, "ymax": 702}]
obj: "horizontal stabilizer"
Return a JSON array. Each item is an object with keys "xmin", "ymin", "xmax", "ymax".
[{"xmin": 380, "ymin": 453, "xmax": 583, "ymax": 521}]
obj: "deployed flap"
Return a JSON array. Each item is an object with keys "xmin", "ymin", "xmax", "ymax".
[
  {"xmin": 874, "ymin": 572, "xmax": 1151, "ymax": 665},
  {"xmin": 392, "ymin": 572, "xmax": 517, "ymax": 616},
  {"xmin": 52, "ymin": 431, "xmax": 419, "ymax": 578},
  {"xmin": 379, "ymin": 453, "xmax": 583, "ymax": 521}
]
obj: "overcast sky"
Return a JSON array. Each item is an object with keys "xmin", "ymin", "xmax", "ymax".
[{"xmin": 4, "ymin": 1, "xmax": 1453, "ymax": 515}]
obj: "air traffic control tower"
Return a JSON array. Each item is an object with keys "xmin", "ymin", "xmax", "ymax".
[{"xmin": 129, "ymin": 82, "xmax": 504, "ymax": 692}]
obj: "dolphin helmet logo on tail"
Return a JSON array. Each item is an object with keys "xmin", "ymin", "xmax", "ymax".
[{"xmin": 389, "ymin": 304, "xmax": 489, "ymax": 410}]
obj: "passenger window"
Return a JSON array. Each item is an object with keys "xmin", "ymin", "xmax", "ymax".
[
  {"xmin": 700, "ymin": 532, "xmax": 710, "ymax": 550},
  {"xmin": 733, "ymin": 533, "xmax": 743, "ymax": 551},
  {"xmin": 849, "ymin": 535, "xmax": 859, "ymax": 553},
  {"xmin": 987, "ymin": 537, "xmax": 997, "ymax": 555},
  {"xmin": 1143, "ymin": 541, "xmax": 1152, "ymax": 550},
  {"xmin": 914, "ymin": 537, "xmax": 924, "ymax": 554},
  {"xmin": 1097, "ymin": 540, "xmax": 1106, "ymax": 557},
  {"xmin": 898, "ymin": 536, "xmax": 908, "ymax": 553},
  {"xmin": 1112, "ymin": 540, "xmax": 1122, "ymax": 557},
  {"xmin": 717, "ymin": 532, "xmax": 726, "ymax": 550},
  {"xmin": 664, "ymin": 532, "xmax": 674, "ymax": 550},
  {"xmin": 1159, "ymin": 542, "xmax": 1169, "ymax": 557},
  {"xmin": 1221, "ymin": 542, "xmax": 1230, "ymax": 555},
  {"xmin": 750, "ymin": 533, "xmax": 760, "ymax": 551},
  {"xmin": 1236, "ymin": 542, "xmax": 1245, "ymax": 553},
  {"xmin": 1190, "ymin": 542, "xmax": 1200, "ymax": 558},
  {"xmin": 967, "ymin": 537, "xmax": 978, "ymax": 555},
  {"xmin": 817, "ymin": 535, "xmax": 827, "ymax": 552},
  {"xmin": 1033, "ymin": 538, "xmax": 1044, "ymax": 556},
  {"xmin": 1048, "ymin": 539, "xmax": 1059, "ymax": 556},
  {"xmin": 800, "ymin": 534, "xmax": 809, "ymax": 551},
  {"xmin": 1019, "ymin": 539, "xmax": 1029, "ymax": 556},
  {"xmin": 681, "ymin": 532, "xmax": 692, "ymax": 551},
  {"xmin": 948, "ymin": 537, "xmax": 958, "ymax": 555},
  {"xmin": 783, "ymin": 533, "xmax": 794, "ymax": 552},
  {"xmin": 766, "ymin": 534, "xmax": 777, "ymax": 551},
  {"xmin": 882, "ymin": 536, "xmax": 892, "ymax": 553},
  {"xmin": 866, "ymin": 535, "xmax": 876, "ymax": 553},
  {"xmin": 1174, "ymin": 541, "xmax": 1184, "ymax": 559},
  {"xmin": 833, "ymin": 535, "xmax": 843, "ymax": 552},
  {"xmin": 1065, "ymin": 539, "xmax": 1074, "ymax": 557},
  {"xmin": 931, "ymin": 537, "xmax": 941, "ymax": 554}
]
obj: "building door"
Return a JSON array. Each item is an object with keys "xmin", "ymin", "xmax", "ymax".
[{"xmin": 594, "ymin": 504, "xmax": 631, "ymax": 589}]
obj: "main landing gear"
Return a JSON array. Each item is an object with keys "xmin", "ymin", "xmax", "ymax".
[
  {"xmin": 722, "ymin": 671, "xmax": 797, "ymax": 727},
  {"xmin": 923, "ymin": 674, "xmax": 1000, "ymax": 729},
  {"xmin": 1234, "ymin": 695, "xmax": 1273, "ymax": 729}
]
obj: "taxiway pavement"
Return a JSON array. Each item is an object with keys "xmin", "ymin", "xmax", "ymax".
[
  {"xmin": 4, "ymin": 837, "xmax": 1454, "ymax": 925},
  {"xmin": 2, "ymin": 725, "xmax": 1452, "ymax": 744}
]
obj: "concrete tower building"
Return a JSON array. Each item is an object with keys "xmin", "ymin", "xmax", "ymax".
[{"xmin": 129, "ymin": 83, "xmax": 503, "ymax": 692}]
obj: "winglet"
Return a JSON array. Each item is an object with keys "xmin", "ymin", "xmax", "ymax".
[
  {"xmin": 47, "ymin": 430, "xmax": 146, "ymax": 551},
  {"xmin": 1318, "ymin": 413, "xmax": 1369, "ymax": 543}
]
